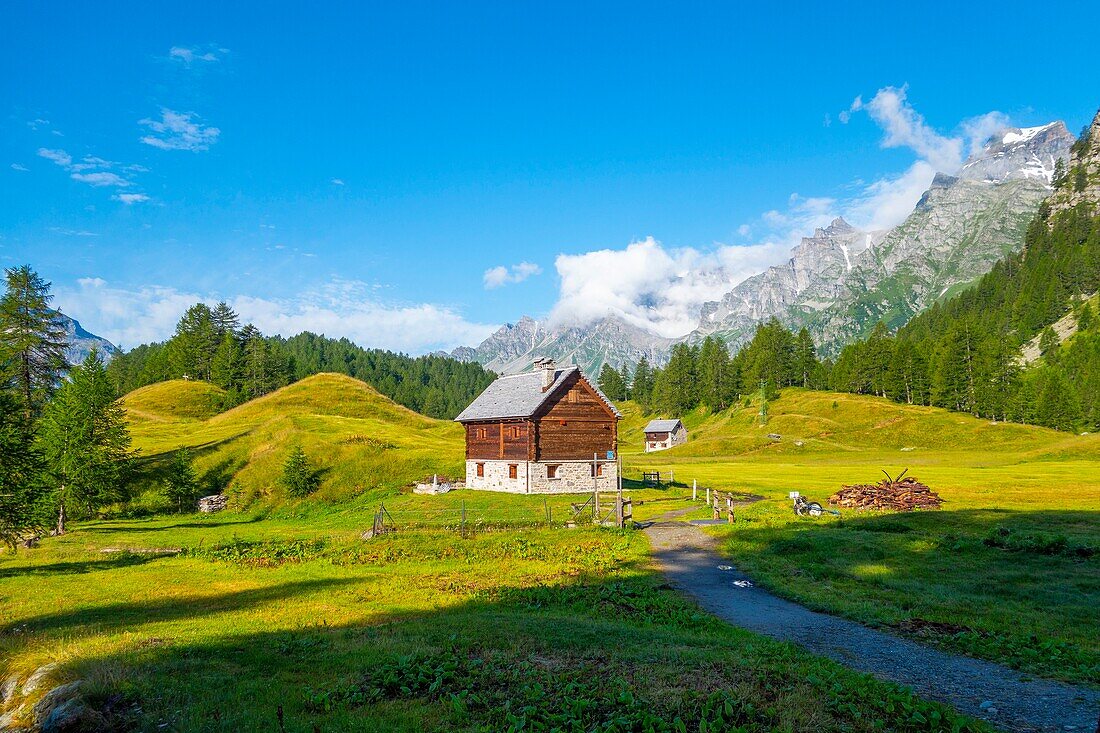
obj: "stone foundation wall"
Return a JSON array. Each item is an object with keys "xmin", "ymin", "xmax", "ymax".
[
  {"xmin": 465, "ymin": 460, "xmax": 619, "ymax": 494},
  {"xmin": 465, "ymin": 459, "xmax": 529, "ymax": 493}
]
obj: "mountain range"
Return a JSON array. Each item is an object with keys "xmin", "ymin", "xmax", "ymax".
[
  {"xmin": 60, "ymin": 314, "xmax": 118, "ymax": 366},
  {"xmin": 456, "ymin": 121, "xmax": 1075, "ymax": 374}
]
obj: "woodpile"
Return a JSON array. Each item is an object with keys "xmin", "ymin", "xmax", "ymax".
[
  {"xmin": 829, "ymin": 470, "xmax": 942, "ymax": 511},
  {"xmin": 198, "ymin": 494, "xmax": 228, "ymax": 513}
]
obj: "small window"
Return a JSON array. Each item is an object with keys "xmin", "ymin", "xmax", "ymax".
[
  {"xmin": 475, "ymin": 427, "xmax": 486, "ymax": 440},
  {"xmin": 591, "ymin": 463, "xmax": 603, "ymax": 477},
  {"xmin": 476, "ymin": 463, "xmax": 484, "ymax": 478},
  {"xmin": 568, "ymin": 389, "xmax": 579, "ymax": 403},
  {"xmin": 547, "ymin": 464, "xmax": 559, "ymax": 479},
  {"xmin": 508, "ymin": 464, "xmax": 518, "ymax": 479},
  {"xmin": 511, "ymin": 425, "xmax": 522, "ymax": 439}
]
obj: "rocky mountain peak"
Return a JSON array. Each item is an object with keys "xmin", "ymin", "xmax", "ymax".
[
  {"xmin": 960, "ymin": 120, "xmax": 1073, "ymax": 184},
  {"xmin": 60, "ymin": 315, "xmax": 119, "ymax": 365}
]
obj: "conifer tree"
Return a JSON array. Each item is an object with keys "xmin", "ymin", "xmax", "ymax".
[
  {"xmin": 0, "ymin": 392, "xmax": 47, "ymax": 546},
  {"xmin": 1039, "ymin": 326, "xmax": 1059, "ymax": 357},
  {"xmin": 0, "ymin": 265, "xmax": 69, "ymax": 418},
  {"xmin": 211, "ymin": 301, "xmax": 240, "ymax": 340},
  {"xmin": 597, "ymin": 363, "xmax": 627, "ymax": 401},
  {"xmin": 655, "ymin": 343, "xmax": 698, "ymax": 414},
  {"xmin": 38, "ymin": 350, "xmax": 134, "ymax": 534},
  {"xmin": 793, "ymin": 328, "xmax": 818, "ymax": 389},
  {"xmin": 163, "ymin": 448, "xmax": 199, "ymax": 513},
  {"xmin": 281, "ymin": 445, "xmax": 319, "ymax": 498},
  {"xmin": 697, "ymin": 336, "xmax": 732, "ymax": 411},
  {"xmin": 1077, "ymin": 302, "xmax": 1093, "ymax": 332},
  {"xmin": 1035, "ymin": 371, "xmax": 1082, "ymax": 431},
  {"xmin": 630, "ymin": 356, "xmax": 655, "ymax": 409},
  {"xmin": 169, "ymin": 304, "xmax": 220, "ymax": 381}
]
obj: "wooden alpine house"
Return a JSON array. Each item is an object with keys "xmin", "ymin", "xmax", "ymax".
[{"xmin": 454, "ymin": 359, "xmax": 621, "ymax": 493}]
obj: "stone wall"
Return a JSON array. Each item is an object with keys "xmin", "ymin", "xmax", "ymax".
[
  {"xmin": 465, "ymin": 459, "xmax": 530, "ymax": 493},
  {"xmin": 465, "ymin": 460, "xmax": 618, "ymax": 494}
]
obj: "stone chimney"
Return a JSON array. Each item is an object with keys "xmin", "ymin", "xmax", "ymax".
[{"xmin": 535, "ymin": 358, "xmax": 556, "ymax": 391}]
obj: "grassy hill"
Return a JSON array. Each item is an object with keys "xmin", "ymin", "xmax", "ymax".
[
  {"xmin": 125, "ymin": 373, "xmax": 465, "ymax": 510},
  {"xmin": 618, "ymin": 387, "xmax": 1098, "ymax": 461},
  {"xmin": 121, "ymin": 379, "xmax": 227, "ymax": 421}
]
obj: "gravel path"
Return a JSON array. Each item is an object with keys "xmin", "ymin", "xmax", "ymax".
[{"xmin": 645, "ymin": 511, "xmax": 1100, "ymax": 733}]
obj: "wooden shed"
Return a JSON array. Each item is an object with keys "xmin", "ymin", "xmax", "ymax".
[{"xmin": 454, "ymin": 360, "xmax": 621, "ymax": 493}]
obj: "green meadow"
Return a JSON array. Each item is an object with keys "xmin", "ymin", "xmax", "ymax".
[{"xmin": 2, "ymin": 374, "xmax": 1096, "ymax": 730}]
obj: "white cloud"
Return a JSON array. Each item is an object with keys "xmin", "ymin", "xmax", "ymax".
[
  {"xmin": 37, "ymin": 148, "xmax": 72, "ymax": 167},
  {"xmin": 139, "ymin": 109, "xmax": 220, "ymax": 151},
  {"xmin": 843, "ymin": 161, "xmax": 936, "ymax": 231},
  {"xmin": 168, "ymin": 45, "xmax": 226, "ymax": 65},
  {"xmin": 543, "ymin": 87, "xmax": 1017, "ymax": 337},
  {"xmin": 833, "ymin": 84, "xmax": 1014, "ymax": 230},
  {"xmin": 55, "ymin": 278, "xmax": 497, "ymax": 354},
  {"xmin": 113, "ymin": 193, "xmax": 150, "ymax": 204},
  {"xmin": 10, "ymin": 163, "xmax": 29, "ymax": 172},
  {"xmin": 71, "ymin": 171, "xmax": 130, "ymax": 187},
  {"xmin": 848, "ymin": 86, "xmax": 963, "ymax": 173},
  {"xmin": 547, "ymin": 237, "xmax": 786, "ymax": 337},
  {"xmin": 49, "ymin": 227, "xmax": 98, "ymax": 237},
  {"xmin": 483, "ymin": 262, "xmax": 542, "ymax": 289},
  {"xmin": 38, "ymin": 147, "xmax": 146, "ymax": 193},
  {"xmin": 331, "ymin": 178, "xmax": 345, "ymax": 186}
]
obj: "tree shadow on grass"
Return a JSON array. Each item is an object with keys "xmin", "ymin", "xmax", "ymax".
[
  {"xmin": 1, "ymin": 577, "xmax": 358, "ymax": 638},
  {"xmin": 0, "ymin": 552, "xmax": 173, "ymax": 580},
  {"xmin": 83, "ymin": 515, "xmax": 265, "ymax": 534},
  {"xmin": 4, "ymin": 559, "xmax": 1015, "ymax": 733}
]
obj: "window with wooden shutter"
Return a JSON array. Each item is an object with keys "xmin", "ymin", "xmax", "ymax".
[
  {"xmin": 511, "ymin": 425, "xmax": 522, "ymax": 439},
  {"xmin": 476, "ymin": 463, "xmax": 484, "ymax": 477},
  {"xmin": 508, "ymin": 464, "xmax": 518, "ymax": 479},
  {"xmin": 547, "ymin": 464, "xmax": 558, "ymax": 479}
]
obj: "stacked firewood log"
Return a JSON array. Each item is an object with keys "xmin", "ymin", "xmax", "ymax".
[{"xmin": 828, "ymin": 470, "xmax": 942, "ymax": 511}]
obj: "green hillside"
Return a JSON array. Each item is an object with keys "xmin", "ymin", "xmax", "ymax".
[
  {"xmin": 618, "ymin": 387, "xmax": 1098, "ymax": 461},
  {"xmin": 125, "ymin": 373, "xmax": 465, "ymax": 509},
  {"xmin": 121, "ymin": 379, "xmax": 228, "ymax": 422}
]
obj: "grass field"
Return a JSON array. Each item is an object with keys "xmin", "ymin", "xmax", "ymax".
[
  {"xmin": 619, "ymin": 389, "xmax": 1100, "ymax": 685},
  {"xmin": 1, "ymin": 375, "xmax": 1095, "ymax": 729}
]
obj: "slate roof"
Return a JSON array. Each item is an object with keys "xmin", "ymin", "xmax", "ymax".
[
  {"xmin": 643, "ymin": 419, "xmax": 683, "ymax": 433},
  {"xmin": 454, "ymin": 366, "xmax": 622, "ymax": 422}
]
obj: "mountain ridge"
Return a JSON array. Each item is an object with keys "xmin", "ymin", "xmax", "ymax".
[{"xmin": 456, "ymin": 118, "xmax": 1076, "ymax": 370}]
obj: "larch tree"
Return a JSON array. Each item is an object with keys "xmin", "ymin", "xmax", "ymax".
[
  {"xmin": 0, "ymin": 392, "xmax": 47, "ymax": 547},
  {"xmin": 0, "ymin": 265, "xmax": 69, "ymax": 419},
  {"xmin": 697, "ymin": 336, "xmax": 732, "ymax": 411},
  {"xmin": 793, "ymin": 328, "xmax": 818, "ymax": 389},
  {"xmin": 38, "ymin": 350, "xmax": 135, "ymax": 534},
  {"xmin": 281, "ymin": 445, "xmax": 319, "ymax": 498},
  {"xmin": 163, "ymin": 448, "xmax": 199, "ymax": 513},
  {"xmin": 597, "ymin": 363, "xmax": 627, "ymax": 402}
]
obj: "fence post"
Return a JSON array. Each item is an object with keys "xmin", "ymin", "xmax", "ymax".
[
  {"xmin": 727, "ymin": 496, "xmax": 734, "ymax": 524},
  {"xmin": 706, "ymin": 486, "xmax": 711, "ymax": 506},
  {"xmin": 692, "ymin": 479, "xmax": 697, "ymax": 501}
]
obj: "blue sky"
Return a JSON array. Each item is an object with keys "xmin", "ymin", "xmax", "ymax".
[{"xmin": 3, "ymin": 1, "xmax": 1098, "ymax": 352}]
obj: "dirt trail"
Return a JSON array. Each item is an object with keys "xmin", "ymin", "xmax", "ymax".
[{"xmin": 645, "ymin": 510, "xmax": 1099, "ymax": 733}]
